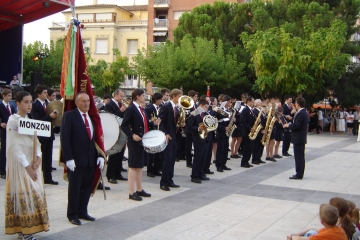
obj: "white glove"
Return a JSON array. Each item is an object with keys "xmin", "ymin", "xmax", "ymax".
[
  {"xmin": 66, "ymin": 160, "xmax": 76, "ymax": 172},
  {"xmin": 97, "ymin": 157, "xmax": 104, "ymax": 169}
]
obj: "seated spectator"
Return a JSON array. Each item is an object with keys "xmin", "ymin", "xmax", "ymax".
[
  {"xmin": 330, "ymin": 197, "xmax": 356, "ymax": 239},
  {"xmin": 287, "ymin": 204, "xmax": 347, "ymax": 240}
]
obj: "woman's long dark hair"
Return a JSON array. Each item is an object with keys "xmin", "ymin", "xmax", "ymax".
[
  {"xmin": 330, "ymin": 197, "xmax": 355, "ymax": 239},
  {"xmin": 131, "ymin": 89, "xmax": 145, "ymax": 104}
]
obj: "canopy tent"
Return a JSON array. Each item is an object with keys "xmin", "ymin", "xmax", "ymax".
[
  {"xmin": 0, "ymin": 0, "xmax": 74, "ymax": 85},
  {"xmin": 0, "ymin": 0, "xmax": 74, "ymax": 32}
]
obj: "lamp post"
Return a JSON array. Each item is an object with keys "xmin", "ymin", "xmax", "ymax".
[{"xmin": 32, "ymin": 51, "xmax": 49, "ymax": 73}]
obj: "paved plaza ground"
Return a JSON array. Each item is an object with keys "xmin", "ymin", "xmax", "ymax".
[{"xmin": 1, "ymin": 133, "xmax": 360, "ymax": 239}]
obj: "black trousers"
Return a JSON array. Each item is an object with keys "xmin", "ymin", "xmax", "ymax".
[
  {"xmin": 160, "ymin": 139, "xmax": 177, "ymax": 187},
  {"xmin": 106, "ymin": 147, "xmax": 125, "ymax": 180},
  {"xmin": 185, "ymin": 133, "xmax": 193, "ymax": 165},
  {"xmin": 354, "ymin": 120, "xmax": 359, "ymax": 135},
  {"xmin": 147, "ymin": 152, "xmax": 163, "ymax": 173},
  {"xmin": 282, "ymin": 130, "xmax": 291, "ymax": 154},
  {"xmin": 203, "ymin": 133, "xmax": 214, "ymax": 171},
  {"xmin": 293, "ymin": 144, "xmax": 305, "ymax": 178},
  {"xmin": 191, "ymin": 142, "xmax": 207, "ymax": 178},
  {"xmin": 67, "ymin": 166, "xmax": 94, "ymax": 220},
  {"xmin": 40, "ymin": 138, "xmax": 54, "ymax": 182},
  {"xmin": 241, "ymin": 135, "xmax": 254, "ymax": 166},
  {"xmin": 215, "ymin": 137, "xmax": 229, "ymax": 168},
  {"xmin": 0, "ymin": 129, "xmax": 6, "ymax": 175},
  {"xmin": 252, "ymin": 133, "xmax": 264, "ymax": 162},
  {"xmin": 176, "ymin": 131, "xmax": 186, "ymax": 160}
]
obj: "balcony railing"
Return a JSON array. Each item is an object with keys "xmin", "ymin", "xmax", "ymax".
[
  {"xmin": 153, "ymin": 42, "xmax": 166, "ymax": 47},
  {"xmin": 154, "ymin": 0, "xmax": 170, "ymax": 8},
  {"xmin": 118, "ymin": 20, "xmax": 148, "ymax": 26},
  {"xmin": 154, "ymin": 19, "xmax": 168, "ymax": 29},
  {"xmin": 51, "ymin": 22, "xmax": 67, "ymax": 27}
]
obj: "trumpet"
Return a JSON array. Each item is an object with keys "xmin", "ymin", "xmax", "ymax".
[
  {"xmin": 122, "ymin": 98, "xmax": 130, "ymax": 108},
  {"xmin": 210, "ymin": 105, "xmax": 230, "ymax": 117},
  {"xmin": 177, "ymin": 95, "xmax": 194, "ymax": 127}
]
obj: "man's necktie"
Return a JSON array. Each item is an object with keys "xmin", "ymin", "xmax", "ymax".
[
  {"xmin": 6, "ymin": 104, "xmax": 11, "ymax": 115},
  {"xmin": 139, "ymin": 106, "xmax": 149, "ymax": 134},
  {"xmin": 82, "ymin": 113, "xmax": 92, "ymax": 139},
  {"xmin": 43, "ymin": 102, "xmax": 46, "ymax": 111},
  {"xmin": 173, "ymin": 106, "xmax": 177, "ymax": 123},
  {"xmin": 118, "ymin": 102, "xmax": 122, "ymax": 109}
]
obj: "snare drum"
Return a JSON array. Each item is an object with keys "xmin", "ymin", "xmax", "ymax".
[
  {"xmin": 99, "ymin": 111, "xmax": 127, "ymax": 155},
  {"xmin": 142, "ymin": 130, "xmax": 167, "ymax": 154}
]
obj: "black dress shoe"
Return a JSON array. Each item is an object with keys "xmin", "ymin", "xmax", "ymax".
[
  {"xmin": 289, "ymin": 175, "xmax": 302, "ymax": 180},
  {"xmin": 147, "ymin": 172, "xmax": 155, "ymax": 178},
  {"xmin": 97, "ymin": 182, "xmax": 110, "ymax": 190},
  {"xmin": 199, "ymin": 176, "xmax": 210, "ymax": 180},
  {"xmin": 136, "ymin": 189, "xmax": 151, "ymax": 197},
  {"xmin": 0, "ymin": 174, "xmax": 6, "ymax": 179},
  {"xmin": 213, "ymin": 160, "xmax": 216, "ymax": 163},
  {"xmin": 282, "ymin": 153, "xmax": 292, "ymax": 157},
  {"xmin": 249, "ymin": 164, "xmax": 253, "ymax": 167},
  {"xmin": 160, "ymin": 185, "xmax": 170, "ymax": 191},
  {"xmin": 217, "ymin": 167, "xmax": 223, "ymax": 172},
  {"xmin": 259, "ymin": 160, "xmax": 266, "ymax": 164},
  {"xmin": 204, "ymin": 169, "xmax": 214, "ymax": 174},
  {"xmin": 268, "ymin": 158, "xmax": 277, "ymax": 162},
  {"xmin": 154, "ymin": 171, "xmax": 162, "ymax": 176},
  {"xmin": 191, "ymin": 178, "xmax": 202, "ymax": 184},
  {"xmin": 241, "ymin": 164, "xmax": 250, "ymax": 168},
  {"xmin": 116, "ymin": 175, "xmax": 128, "ymax": 181},
  {"xmin": 223, "ymin": 166, "xmax": 232, "ymax": 170},
  {"xmin": 44, "ymin": 180, "xmax": 59, "ymax": 185},
  {"xmin": 227, "ymin": 157, "xmax": 230, "ymax": 160},
  {"xmin": 51, "ymin": 167, "xmax": 57, "ymax": 171},
  {"xmin": 230, "ymin": 154, "xmax": 239, "ymax": 159},
  {"xmin": 187, "ymin": 164, "xmax": 193, "ymax": 168},
  {"xmin": 121, "ymin": 168, "xmax": 128, "ymax": 172},
  {"xmin": 169, "ymin": 183, "xmax": 180, "ymax": 188},
  {"xmin": 273, "ymin": 154, "xmax": 283, "ymax": 159},
  {"xmin": 129, "ymin": 192, "xmax": 142, "ymax": 201},
  {"xmin": 108, "ymin": 179, "xmax": 118, "ymax": 184},
  {"xmin": 251, "ymin": 161, "xmax": 260, "ymax": 165},
  {"xmin": 69, "ymin": 219, "xmax": 81, "ymax": 225},
  {"xmin": 79, "ymin": 214, "xmax": 95, "ymax": 221}
]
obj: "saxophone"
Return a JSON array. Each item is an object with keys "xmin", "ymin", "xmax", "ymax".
[
  {"xmin": 225, "ymin": 107, "xmax": 237, "ymax": 137},
  {"xmin": 261, "ymin": 103, "xmax": 276, "ymax": 146},
  {"xmin": 248, "ymin": 107, "xmax": 263, "ymax": 140}
]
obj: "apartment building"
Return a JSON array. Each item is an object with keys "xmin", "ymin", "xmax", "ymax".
[
  {"xmin": 147, "ymin": 0, "xmax": 243, "ymax": 46},
  {"xmin": 49, "ymin": 4, "xmax": 148, "ymax": 89}
]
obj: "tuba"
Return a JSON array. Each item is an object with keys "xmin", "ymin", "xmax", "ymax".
[
  {"xmin": 199, "ymin": 115, "xmax": 218, "ymax": 139},
  {"xmin": 248, "ymin": 107, "xmax": 263, "ymax": 140},
  {"xmin": 176, "ymin": 95, "xmax": 194, "ymax": 127}
]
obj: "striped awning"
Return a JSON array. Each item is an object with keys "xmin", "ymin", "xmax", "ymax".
[{"xmin": 153, "ymin": 31, "xmax": 167, "ymax": 36}]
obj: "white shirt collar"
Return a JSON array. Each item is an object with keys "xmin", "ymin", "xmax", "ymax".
[
  {"xmin": 37, "ymin": 98, "xmax": 45, "ymax": 105},
  {"xmin": 2, "ymin": 101, "xmax": 10, "ymax": 107},
  {"xmin": 170, "ymin": 100, "xmax": 175, "ymax": 108}
]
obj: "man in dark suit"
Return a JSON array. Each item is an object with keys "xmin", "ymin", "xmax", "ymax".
[
  {"xmin": 31, "ymin": 85, "xmax": 58, "ymax": 185},
  {"xmin": 215, "ymin": 95, "xmax": 232, "ymax": 172},
  {"xmin": 158, "ymin": 89, "xmax": 184, "ymax": 191},
  {"xmin": 61, "ymin": 92, "xmax": 104, "ymax": 225},
  {"xmin": 283, "ymin": 97, "xmax": 308, "ymax": 180},
  {"xmin": 282, "ymin": 95, "xmax": 296, "ymax": 157},
  {"xmin": 145, "ymin": 92, "xmax": 163, "ymax": 177},
  {"xmin": 240, "ymin": 96, "xmax": 256, "ymax": 168},
  {"xmin": 104, "ymin": 89, "xmax": 127, "ymax": 184},
  {"xmin": 0, "ymin": 89, "xmax": 15, "ymax": 179},
  {"xmin": 189, "ymin": 99, "xmax": 211, "ymax": 183},
  {"xmin": 184, "ymin": 90, "xmax": 198, "ymax": 168}
]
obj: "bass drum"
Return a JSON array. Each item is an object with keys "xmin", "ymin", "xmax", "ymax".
[{"xmin": 99, "ymin": 111, "xmax": 127, "ymax": 156}]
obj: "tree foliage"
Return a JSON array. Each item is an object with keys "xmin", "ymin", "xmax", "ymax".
[
  {"xmin": 133, "ymin": 36, "xmax": 246, "ymax": 92},
  {"xmin": 88, "ymin": 49, "xmax": 131, "ymax": 96},
  {"xmin": 23, "ymin": 39, "xmax": 64, "ymax": 87}
]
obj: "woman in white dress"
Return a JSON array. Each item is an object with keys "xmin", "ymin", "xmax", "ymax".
[
  {"xmin": 338, "ymin": 107, "xmax": 346, "ymax": 135},
  {"xmin": 4, "ymin": 91, "xmax": 49, "ymax": 240}
]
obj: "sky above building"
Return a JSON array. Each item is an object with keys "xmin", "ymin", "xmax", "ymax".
[{"xmin": 23, "ymin": 0, "xmax": 148, "ymax": 45}]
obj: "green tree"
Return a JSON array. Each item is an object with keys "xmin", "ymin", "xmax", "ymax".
[
  {"xmin": 133, "ymin": 36, "xmax": 246, "ymax": 92},
  {"xmin": 88, "ymin": 49, "xmax": 131, "ymax": 96}
]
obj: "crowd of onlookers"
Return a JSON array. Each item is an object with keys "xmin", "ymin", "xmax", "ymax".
[
  {"xmin": 287, "ymin": 197, "xmax": 360, "ymax": 240},
  {"xmin": 307, "ymin": 107, "xmax": 360, "ymax": 136}
]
